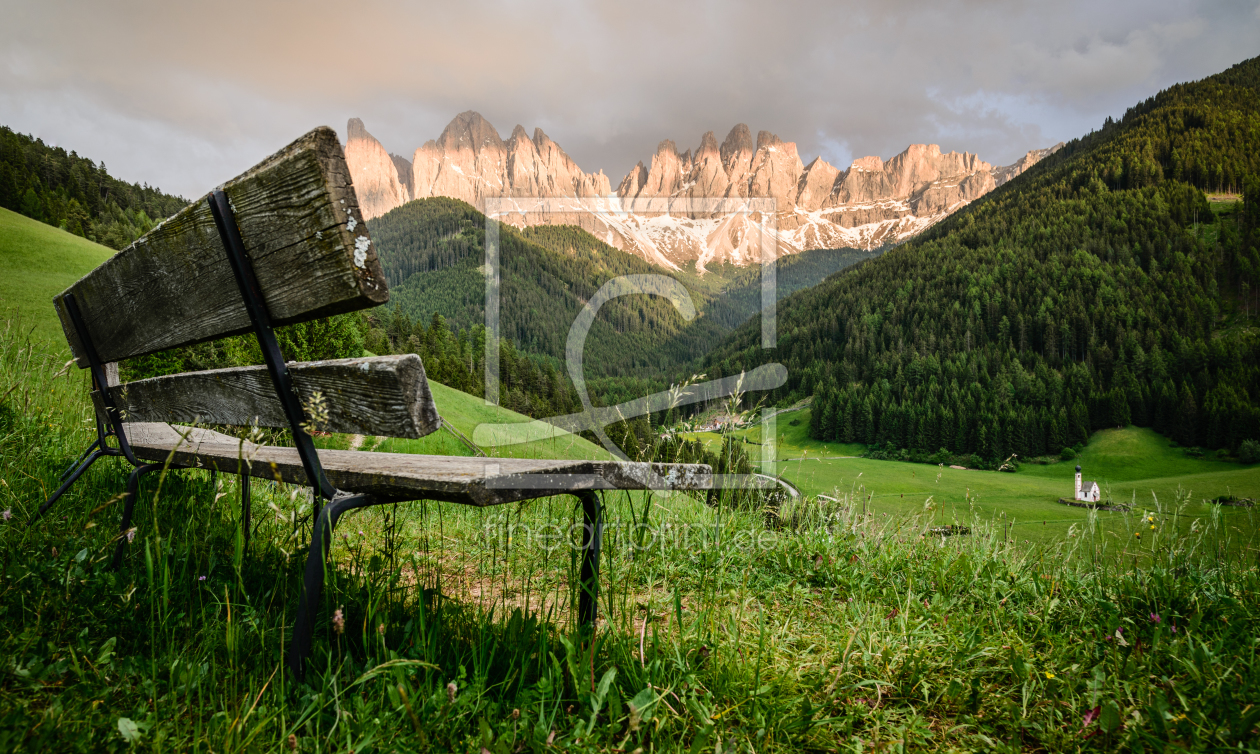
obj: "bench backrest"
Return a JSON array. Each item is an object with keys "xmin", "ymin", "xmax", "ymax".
[
  {"xmin": 61, "ymin": 126, "xmax": 441, "ymax": 440},
  {"xmin": 56, "ymin": 126, "xmax": 387, "ymax": 367}
]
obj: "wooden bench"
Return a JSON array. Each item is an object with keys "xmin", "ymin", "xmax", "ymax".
[{"xmin": 29, "ymin": 126, "xmax": 711, "ymax": 677}]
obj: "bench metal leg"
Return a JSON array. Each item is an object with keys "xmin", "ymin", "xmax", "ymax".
[
  {"xmin": 28, "ymin": 447, "xmax": 107, "ymax": 526},
  {"xmin": 61, "ymin": 438, "xmax": 102, "ymax": 483},
  {"xmin": 111, "ymin": 463, "xmax": 162, "ymax": 570},
  {"xmin": 577, "ymin": 490, "xmax": 603, "ymax": 630},
  {"xmin": 289, "ymin": 491, "xmax": 374, "ymax": 679}
]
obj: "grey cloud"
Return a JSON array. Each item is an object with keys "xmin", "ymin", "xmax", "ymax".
[{"xmin": 0, "ymin": 0, "xmax": 1256, "ymax": 199}]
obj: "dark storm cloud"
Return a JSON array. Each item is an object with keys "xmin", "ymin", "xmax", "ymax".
[{"xmin": 2, "ymin": 0, "xmax": 1257, "ymax": 198}]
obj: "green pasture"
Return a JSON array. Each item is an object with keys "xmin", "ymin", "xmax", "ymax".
[
  {"xmin": 683, "ymin": 409, "xmax": 1260, "ymax": 549},
  {"xmin": 0, "ymin": 207, "xmax": 114, "ymax": 346}
]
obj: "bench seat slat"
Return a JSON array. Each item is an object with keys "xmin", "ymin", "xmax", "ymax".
[
  {"xmin": 97, "ymin": 355, "xmax": 439, "ymax": 439},
  {"xmin": 123, "ymin": 423, "xmax": 712, "ymax": 507},
  {"xmin": 57, "ymin": 126, "xmax": 388, "ymax": 368}
]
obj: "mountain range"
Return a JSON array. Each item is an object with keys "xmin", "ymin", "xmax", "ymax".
[{"xmin": 345, "ymin": 114, "xmax": 1060, "ymax": 270}]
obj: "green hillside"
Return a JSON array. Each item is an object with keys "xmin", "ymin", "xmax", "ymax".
[
  {"xmin": 368, "ymin": 199, "xmax": 872, "ymax": 394},
  {"xmin": 701, "ymin": 246, "xmax": 877, "ymax": 329},
  {"xmin": 705, "ymin": 56, "xmax": 1260, "ymax": 461},
  {"xmin": 367, "ymin": 198, "xmax": 729, "ymax": 380},
  {"xmin": 0, "ymin": 206, "xmax": 114, "ymax": 345}
]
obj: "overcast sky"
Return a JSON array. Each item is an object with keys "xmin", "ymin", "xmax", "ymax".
[{"xmin": 1, "ymin": 0, "xmax": 1257, "ymax": 199}]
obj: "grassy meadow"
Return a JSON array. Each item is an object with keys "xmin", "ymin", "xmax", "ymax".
[
  {"xmin": 0, "ymin": 215, "xmax": 1258, "ymax": 751},
  {"xmin": 0, "ymin": 207, "xmax": 114, "ymax": 345},
  {"xmin": 683, "ymin": 409, "xmax": 1260, "ymax": 550}
]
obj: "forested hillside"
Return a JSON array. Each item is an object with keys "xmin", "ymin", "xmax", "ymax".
[
  {"xmin": 0, "ymin": 126, "xmax": 186, "ymax": 249},
  {"xmin": 367, "ymin": 198, "xmax": 730, "ymax": 379},
  {"xmin": 703, "ymin": 56, "xmax": 1260, "ymax": 461},
  {"xmin": 704, "ymin": 246, "xmax": 876, "ymax": 329}
]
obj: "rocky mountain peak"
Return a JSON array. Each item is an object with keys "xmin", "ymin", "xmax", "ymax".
[
  {"xmin": 345, "ymin": 114, "xmax": 1058, "ymax": 269},
  {"xmin": 755, "ymin": 130, "xmax": 784, "ymax": 151},
  {"xmin": 720, "ymin": 124, "xmax": 753, "ymax": 162},
  {"xmin": 438, "ymin": 110, "xmax": 504, "ymax": 152},
  {"xmin": 343, "ymin": 118, "xmax": 409, "ymax": 221},
  {"xmin": 347, "ymin": 117, "xmax": 371, "ymax": 141},
  {"xmin": 347, "ymin": 113, "xmax": 613, "ymax": 219},
  {"xmin": 697, "ymin": 131, "xmax": 721, "ymax": 156}
]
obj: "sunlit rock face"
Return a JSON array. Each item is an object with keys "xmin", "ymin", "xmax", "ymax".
[{"xmin": 345, "ymin": 115, "xmax": 1060, "ymax": 272}]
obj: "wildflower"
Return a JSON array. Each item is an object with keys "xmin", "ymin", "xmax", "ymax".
[
  {"xmin": 1149, "ymin": 613, "xmax": 1161, "ymax": 623},
  {"xmin": 446, "ymin": 681, "xmax": 458, "ymax": 703},
  {"xmin": 1134, "ymin": 532, "xmax": 1141, "ymax": 539},
  {"xmin": 1, "ymin": 508, "xmax": 10, "ymax": 522},
  {"xmin": 1045, "ymin": 671, "xmax": 1055, "ymax": 679},
  {"xmin": 199, "ymin": 575, "xmax": 206, "ymax": 581},
  {"xmin": 332, "ymin": 607, "xmax": 345, "ymax": 634},
  {"xmin": 377, "ymin": 623, "xmax": 385, "ymax": 636},
  {"xmin": 1150, "ymin": 524, "xmax": 1155, "ymax": 530},
  {"xmin": 287, "ymin": 733, "xmax": 297, "ymax": 750},
  {"xmin": 126, "ymin": 528, "xmax": 136, "ymax": 543}
]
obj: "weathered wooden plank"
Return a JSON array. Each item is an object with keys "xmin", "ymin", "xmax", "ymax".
[
  {"xmin": 123, "ymin": 423, "xmax": 712, "ymax": 507},
  {"xmin": 98, "ymin": 355, "xmax": 440, "ymax": 439},
  {"xmin": 56, "ymin": 126, "xmax": 389, "ymax": 367}
]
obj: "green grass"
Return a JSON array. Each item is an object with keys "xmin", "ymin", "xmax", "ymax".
[
  {"xmin": 0, "ymin": 207, "xmax": 114, "ymax": 347},
  {"xmin": 1019, "ymin": 426, "xmax": 1238, "ymax": 482},
  {"xmin": 3, "ymin": 314, "xmax": 1260, "ymax": 750},
  {"xmin": 683, "ymin": 410, "xmax": 1260, "ymax": 549},
  {"xmin": 3, "ymin": 212, "xmax": 1260, "ymax": 750}
]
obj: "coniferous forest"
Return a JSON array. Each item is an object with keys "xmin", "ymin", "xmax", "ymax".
[
  {"xmin": 703, "ymin": 56, "xmax": 1260, "ymax": 462},
  {"xmin": 0, "ymin": 126, "xmax": 186, "ymax": 249}
]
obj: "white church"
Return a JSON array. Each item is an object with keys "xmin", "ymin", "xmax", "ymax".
[{"xmin": 1074, "ymin": 465, "xmax": 1101, "ymax": 503}]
